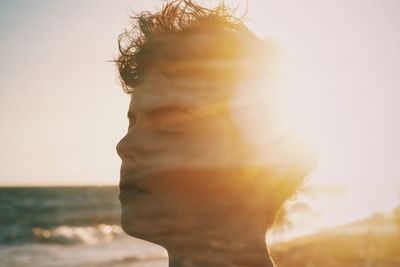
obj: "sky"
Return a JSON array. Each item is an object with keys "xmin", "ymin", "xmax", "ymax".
[{"xmin": 1, "ymin": 0, "xmax": 400, "ymax": 228}]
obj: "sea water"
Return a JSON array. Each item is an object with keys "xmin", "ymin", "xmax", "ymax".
[
  {"xmin": 4, "ymin": 186, "xmax": 388, "ymax": 267},
  {"xmin": 0, "ymin": 187, "xmax": 167, "ymax": 267}
]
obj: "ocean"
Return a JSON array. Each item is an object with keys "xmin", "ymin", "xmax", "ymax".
[
  {"xmin": 0, "ymin": 187, "xmax": 168, "ymax": 267},
  {"xmin": 1, "ymin": 187, "xmax": 399, "ymax": 267}
]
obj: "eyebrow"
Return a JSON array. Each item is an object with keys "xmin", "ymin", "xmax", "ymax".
[{"xmin": 146, "ymin": 106, "xmax": 191, "ymax": 117}]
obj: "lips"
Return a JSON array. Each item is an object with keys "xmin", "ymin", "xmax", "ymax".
[
  {"xmin": 119, "ymin": 175, "xmax": 150, "ymax": 200},
  {"xmin": 119, "ymin": 190, "xmax": 149, "ymax": 202},
  {"xmin": 119, "ymin": 163, "xmax": 151, "ymax": 199}
]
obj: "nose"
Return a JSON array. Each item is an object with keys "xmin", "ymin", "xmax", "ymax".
[{"xmin": 116, "ymin": 134, "xmax": 130, "ymax": 161}]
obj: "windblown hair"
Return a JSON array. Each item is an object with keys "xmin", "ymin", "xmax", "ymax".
[
  {"xmin": 116, "ymin": 0, "xmax": 268, "ymax": 93},
  {"xmin": 115, "ymin": 0, "xmax": 316, "ymax": 218}
]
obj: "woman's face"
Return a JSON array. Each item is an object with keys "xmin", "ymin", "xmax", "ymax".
[{"xmin": 116, "ymin": 77, "xmax": 271, "ymax": 245}]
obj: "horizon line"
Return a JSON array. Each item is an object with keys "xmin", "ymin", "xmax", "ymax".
[{"xmin": 0, "ymin": 184, "xmax": 118, "ymax": 188}]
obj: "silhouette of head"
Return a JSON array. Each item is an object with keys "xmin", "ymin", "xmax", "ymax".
[{"xmin": 116, "ymin": 1, "xmax": 315, "ymax": 265}]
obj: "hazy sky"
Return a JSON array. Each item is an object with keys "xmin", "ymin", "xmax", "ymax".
[{"xmin": 1, "ymin": 0, "xmax": 400, "ymax": 225}]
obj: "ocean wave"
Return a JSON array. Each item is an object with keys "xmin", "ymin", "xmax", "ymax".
[
  {"xmin": 0, "ymin": 187, "xmax": 121, "ymax": 245},
  {"xmin": 98, "ymin": 254, "xmax": 168, "ymax": 267},
  {"xmin": 32, "ymin": 224, "xmax": 124, "ymax": 245}
]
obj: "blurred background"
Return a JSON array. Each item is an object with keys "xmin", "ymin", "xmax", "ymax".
[{"xmin": 1, "ymin": 0, "xmax": 399, "ymax": 266}]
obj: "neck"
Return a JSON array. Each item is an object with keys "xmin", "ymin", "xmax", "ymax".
[{"xmin": 166, "ymin": 229, "xmax": 275, "ymax": 267}]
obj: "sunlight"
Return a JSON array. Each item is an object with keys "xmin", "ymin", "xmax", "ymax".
[{"xmin": 249, "ymin": 12, "xmax": 400, "ymax": 234}]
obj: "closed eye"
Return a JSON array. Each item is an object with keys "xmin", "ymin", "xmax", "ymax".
[{"xmin": 147, "ymin": 106, "xmax": 195, "ymax": 133}]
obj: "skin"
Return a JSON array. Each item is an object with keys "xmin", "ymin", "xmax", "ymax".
[{"xmin": 116, "ymin": 76, "xmax": 289, "ymax": 266}]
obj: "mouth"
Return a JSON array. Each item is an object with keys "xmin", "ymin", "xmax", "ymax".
[
  {"xmin": 119, "ymin": 188, "xmax": 149, "ymax": 201},
  {"xmin": 119, "ymin": 165, "xmax": 151, "ymax": 200},
  {"xmin": 119, "ymin": 176, "xmax": 150, "ymax": 199}
]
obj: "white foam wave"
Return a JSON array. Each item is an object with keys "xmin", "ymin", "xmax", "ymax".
[{"xmin": 32, "ymin": 224, "xmax": 124, "ymax": 245}]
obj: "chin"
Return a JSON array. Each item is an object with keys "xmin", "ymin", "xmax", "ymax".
[
  {"xmin": 121, "ymin": 208, "xmax": 145, "ymax": 237},
  {"xmin": 120, "ymin": 207, "xmax": 161, "ymax": 244}
]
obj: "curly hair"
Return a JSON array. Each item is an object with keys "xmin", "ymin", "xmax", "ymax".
[{"xmin": 115, "ymin": 0, "xmax": 270, "ymax": 93}]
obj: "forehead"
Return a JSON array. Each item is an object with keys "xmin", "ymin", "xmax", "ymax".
[{"xmin": 129, "ymin": 75, "xmax": 232, "ymax": 112}]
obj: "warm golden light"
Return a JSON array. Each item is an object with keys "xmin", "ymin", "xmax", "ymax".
[{"xmin": 1, "ymin": 1, "xmax": 400, "ymax": 266}]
